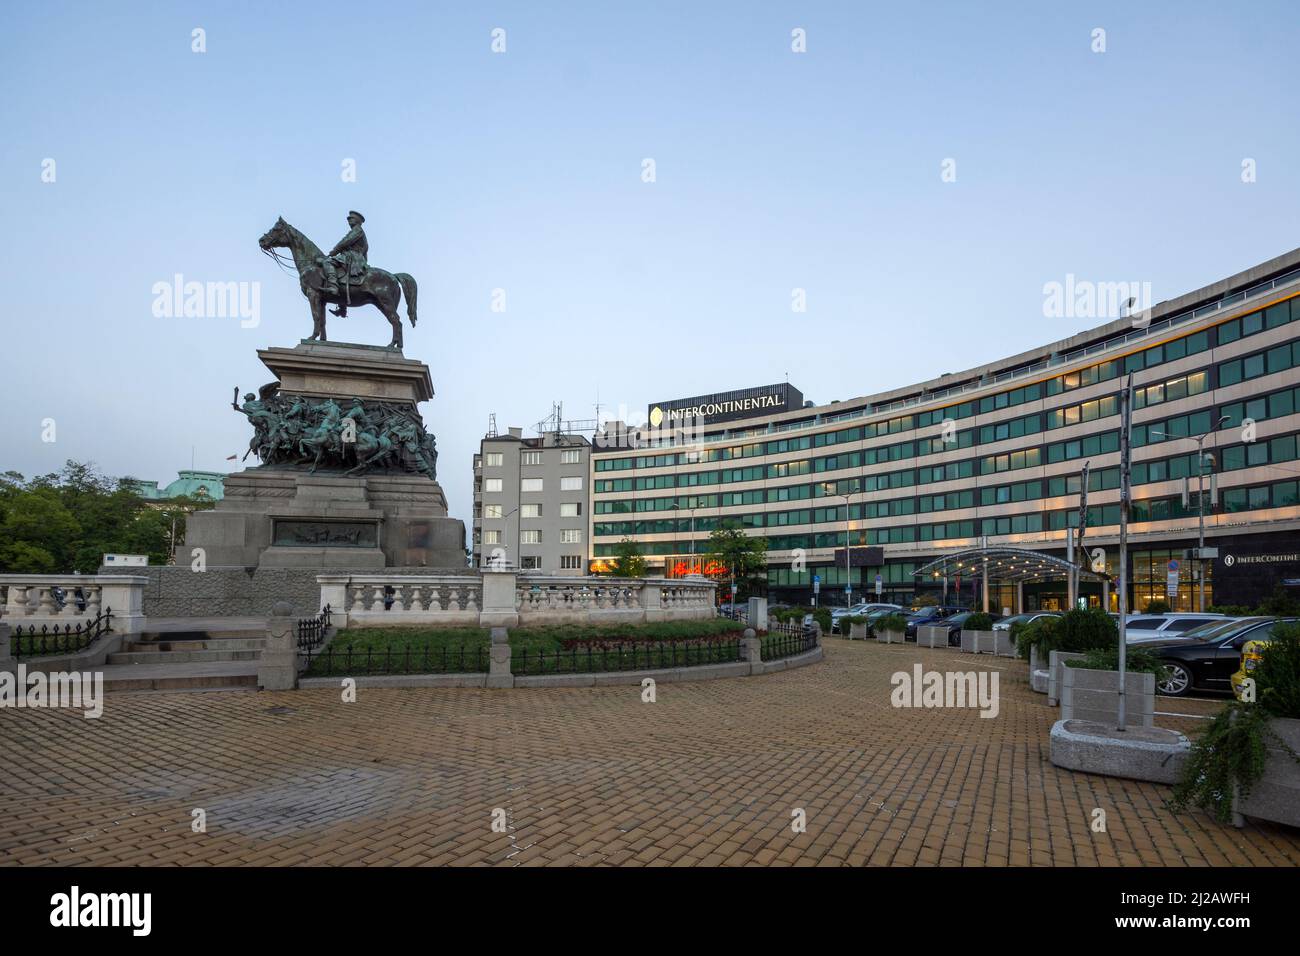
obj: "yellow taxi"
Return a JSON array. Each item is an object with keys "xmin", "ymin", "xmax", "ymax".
[{"xmin": 1231, "ymin": 639, "xmax": 1269, "ymax": 701}]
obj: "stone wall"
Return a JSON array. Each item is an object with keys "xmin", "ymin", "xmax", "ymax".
[{"xmin": 100, "ymin": 565, "xmax": 476, "ymax": 619}]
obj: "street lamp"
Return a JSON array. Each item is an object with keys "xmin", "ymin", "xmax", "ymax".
[
  {"xmin": 822, "ymin": 481, "xmax": 854, "ymax": 608},
  {"xmin": 494, "ymin": 505, "xmax": 520, "ymax": 571},
  {"xmin": 1150, "ymin": 414, "xmax": 1230, "ymax": 612}
]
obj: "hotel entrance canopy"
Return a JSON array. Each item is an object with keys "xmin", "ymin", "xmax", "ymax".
[{"xmin": 913, "ymin": 547, "xmax": 1110, "ymax": 585}]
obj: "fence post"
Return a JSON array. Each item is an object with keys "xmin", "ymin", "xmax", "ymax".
[
  {"xmin": 486, "ymin": 626, "xmax": 514, "ymax": 688},
  {"xmin": 0, "ymin": 620, "xmax": 12, "ymax": 669},
  {"xmin": 741, "ymin": 627, "xmax": 763, "ymax": 676},
  {"xmin": 258, "ymin": 601, "xmax": 298, "ymax": 691}
]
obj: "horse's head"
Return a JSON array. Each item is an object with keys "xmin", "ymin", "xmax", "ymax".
[{"xmin": 258, "ymin": 216, "xmax": 290, "ymax": 251}]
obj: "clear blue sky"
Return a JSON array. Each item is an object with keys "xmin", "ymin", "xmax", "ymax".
[{"xmin": 5, "ymin": 0, "xmax": 1299, "ymax": 533}]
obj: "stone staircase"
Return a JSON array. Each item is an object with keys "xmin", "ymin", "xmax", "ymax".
[{"xmin": 97, "ymin": 619, "xmax": 269, "ymax": 692}]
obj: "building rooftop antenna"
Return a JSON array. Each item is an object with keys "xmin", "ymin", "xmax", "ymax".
[{"xmin": 486, "ymin": 413, "xmax": 498, "ymax": 438}]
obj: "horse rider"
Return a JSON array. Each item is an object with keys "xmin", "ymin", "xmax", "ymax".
[{"xmin": 319, "ymin": 211, "xmax": 368, "ymax": 316}]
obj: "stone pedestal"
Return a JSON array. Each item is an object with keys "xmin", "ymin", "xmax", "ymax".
[
  {"xmin": 480, "ymin": 571, "xmax": 519, "ymax": 627},
  {"xmin": 486, "ymin": 626, "xmax": 513, "ymax": 688},
  {"xmin": 185, "ymin": 340, "xmax": 465, "ymax": 570},
  {"xmin": 258, "ymin": 601, "xmax": 299, "ymax": 691}
]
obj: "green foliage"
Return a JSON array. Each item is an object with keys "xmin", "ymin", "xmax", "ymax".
[
  {"xmin": 1256, "ymin": 586, "xmax": 1300, "ymax": 617},
  {"xmin": 1055, "ymin": 607, "xmax": 1118, "ymax": 653},
  {"xmin": 876, "ymin": 613, "xmax": 909, "ymax": 633},
  {"xmin": 911, "ymin": 593, "xmax": 938, "ymax": 607},
  {"xmin": 963, "ymin": 612, "xmax": 994, "ymax": 631},
  {"xmin": 813, "ymin": 607, "xmax": 832, "ymax": 634},
  {"xmin": 1012, "ymin": 617, "xmax": 1053, "ymax": 660},
  {"xmin": 610, "ymin": 537, "xmax": 648, "ymax": 578},
  {"xmin": 1208, "ymin": 604, "xmax": 1252, "ymax": 617},
  {"xmin": 0, "ymin": 462, "xmax": 187, "ymax": 572},
  {"xmin": 1065, "ymin": 646, "xmax": 1166, "ymax": 676},
  {"xmin": 773, "ymin": 606, "xmax": 810, "ymax": 623},
  {"xmin": 1255, "ymin": 622, "xmax": 1300, "ymax": 719},
  {"xmin": 839, "ymin": 615, "xmax": 869, "ymax": 626},
  {"xmin": 1142, "ymin": 599, "xmax": 1171, "ymax": 614},
  {"xmin": 705, "ymin": 519, "xmax": 768, "ymax": 600},
  {"xmin": 1171, "ymin": 623, "xmax": 1300, "ymax": 823}
]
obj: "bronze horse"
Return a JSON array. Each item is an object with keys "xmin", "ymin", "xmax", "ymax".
[{"xmin": 258, "ymin": 217, "xmax": 418, "ymax": 348}]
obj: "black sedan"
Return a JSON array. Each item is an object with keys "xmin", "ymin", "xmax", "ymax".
[
  {"xmin": 1143, "ymin": 616, "xmax": 1298, "ymax": 697},
  {"xmin": 937, "ymin": 610, "xmax": 1004, "ymax": 646},
  {"xmin": 902, "ymin": 605, "xmax": 967, "ymax": 640}
]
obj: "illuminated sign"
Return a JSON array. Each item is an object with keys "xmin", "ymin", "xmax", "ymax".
[
  {"xmin": 648, "ymin": 383, "xmax": 804, "ymax": 427},
  {"xmin": 667, "ymin": 558, "xmax": 728, "ymax": 579}
]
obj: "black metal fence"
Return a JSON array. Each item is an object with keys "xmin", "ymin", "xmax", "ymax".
[
  {"xmin": 514, "ymin": 638, "xmax": 742, "ymax": 676},
  {"xmin": 296, "ymin": 605, "xmax": 332, "ymax": 652},
  {"xmin": 301, "ymin": 642, "xmax": 490, "ymax": 676},
  {"xmin": 762, "ymin": 621, "xmax": 819, "ymax": 661},
  {"xmin": 10, "ymin": 608, "xmax": 114, "ymax": 659}
]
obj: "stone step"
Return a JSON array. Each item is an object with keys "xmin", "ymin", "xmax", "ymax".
[
  {"xmin": 107, "ymin": 648, "xmax": 263, "ymax": 665},
  {"xmin": 124, "ymin": 637, "xmax": 268, "ymax": 653},
  {"xmin": 98, "ymin": 660, "xmax": 261, "ymax": 693}
]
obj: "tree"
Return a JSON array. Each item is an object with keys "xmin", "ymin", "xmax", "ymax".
[
  {"xmin": 0, "ymin": 461, "xmax": 183, "ymax": 573},
  {"xmin": 706, "ymin": 519, "xmax": 768, "ymax": 600},
  {"xmin": 611, "ymin": 537, "xmax": 647, "ymax": 578}
]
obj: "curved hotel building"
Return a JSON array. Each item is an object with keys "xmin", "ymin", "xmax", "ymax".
[{"xmin": 590, "ymin": 248, "xmax": 1300, "ymax": 612}]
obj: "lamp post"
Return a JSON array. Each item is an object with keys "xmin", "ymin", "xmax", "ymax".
[
  {"xmin": 1151, "ymin": 414, "xmax": 1229, "ymax": 612},
  {"xmin": 823, "ymin": 482, "xmax": 853, "ymax": 608},
  {"xmin": 497, "ymin": 505, "xmax": 520, "ymax": 571}
]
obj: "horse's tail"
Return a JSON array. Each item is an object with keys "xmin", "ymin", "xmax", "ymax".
[{"xmin": 396, "ymin": 273, "xmax": 418, "ymax": 327}]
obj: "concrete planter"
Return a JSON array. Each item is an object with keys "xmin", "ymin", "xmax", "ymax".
[
  {"xmin": 959, "ymin": 629, "xmax": 995, "ymax": 654},
  {"xmin": 1047, "ymin": 650, "xmax": 1085, "ymax": 706},
  {"xmin": 847, "ymin": 622, "xmax": 868, "ymax": 641},
  {"xmin": 915, "ymin": 625, "xmax": 951, "ymax": 649},
  {"xmin": 1236, "ymin": 717, "xmax": 1300, "ymax": 828},
  {"xmin": 1029, "ymin": 645, "xmax": 1049, "ymax": 694},
  {"xmin": 876, "ymin": 629, "xmax": 905, "ymax": 645},
  {"xmin": 1059, "ymin": 665, "xmax": 1155, "ymax": 728}
]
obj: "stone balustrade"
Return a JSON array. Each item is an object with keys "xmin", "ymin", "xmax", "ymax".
[
  {"xmin": 0, "ymin": 575, "xmax": 147, "ymax": 634},
  {"xmin": 318, "ymin": 572, "xmax": 716, "ymax": 628}
]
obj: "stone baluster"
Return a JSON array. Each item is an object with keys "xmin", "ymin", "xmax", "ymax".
[{"xmin": 37, "ymin": 588, "xmax": 56, "ymax": 617}]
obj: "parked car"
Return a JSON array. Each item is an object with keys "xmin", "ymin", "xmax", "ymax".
[
  {"xmin": 938, "ymin": 610, "xmax": 1004, "ymax": 646},
  {"xmin": 1143, "ymin": 617, "xmax": 1300, "ymax": 697},
  {"xmin": 718, "ymin": 602, "xmax": 747, "ymax": 621},
  {"xmin": 1123, "ymin": 612, "xmax": 1230, "ymax": 640},
  {"xmin": 902, "ymin": 605, "xmax": 967, "ymax": 640},
  {"xmin": 1231, "ymin": 639, "xmax": 1270, "ymax": 701},
  {"xmin": 992, "ymin": 611, "xmax": 1060, "ymax": 632},
  {"xmin": 832, "ymin": 602, "xmax": 902, "ymax": 633}
]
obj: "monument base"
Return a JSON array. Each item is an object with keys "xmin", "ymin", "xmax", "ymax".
[{"xmin": 186, "ymin": 470, "xmax": 465, "ymax": 569}]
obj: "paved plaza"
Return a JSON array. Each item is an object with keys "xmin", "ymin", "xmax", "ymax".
[{"xmin": 3, "ymin": 640, "xmax": 1298, "ymax": 867}]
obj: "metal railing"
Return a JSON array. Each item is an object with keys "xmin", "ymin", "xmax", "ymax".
[
  {"xmin": 514, "ymin": 637, "xmax": 742, "ymax": 675},
  {"xmin": 301, "ymin": 641, "xmax": 490, "ymax": 676},
  {"xmin": 762, "ymin": 621, "xmax": 819, "ymax": 661},
  {"xmin": 10, "ymin": 608, "xmax": 114, "ymax": 659},
  {"xmin": 296, "ymin": 605, "xmax": 332, "ymax": 652}
]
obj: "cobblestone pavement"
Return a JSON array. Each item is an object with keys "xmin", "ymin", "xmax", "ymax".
[{"xmin": 3, "ymin": 640, "xmax": 1297, "ymax": 867}]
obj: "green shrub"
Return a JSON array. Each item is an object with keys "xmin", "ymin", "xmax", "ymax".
[
  {"xmin": 813, "ymin": 607, "xmax": 832, "ymax": 634},
  {"xmin": 1013, "ymin": 616, "xmax": 1055, "ymax": 660},
  {"xmin": 876, "ymin": 613, "xmax": 910, "ymax": 633},
  {"xmin": 774, "ymin": 607, "xmax": 810, "ymax": 623},
  {"xmin": 963, "ymin": 612, "xmax": 994, "ymax": 631},
  {"xmin": 1257, "ymin": 585, "xmax": 1300, "ymax": 617},
  {"xmin": 1055, "ymin": 607, "xmax": 1118, "ymax": 653},
  {"xmin": 1142, "ymin": 599, "xmax": 1171, "ymax": 614},
  {"xmin": 1171, "ymin": 622, "xmax": 1300, "ymax": 823},
  {"xmin": 1208, "ymin": 604, "xmax": 1252, "ymax": 617},
  {"xmin": 839, "ymin": 615, "xmax": 869, "ymax": 626},
  {"xmin": 1255, "ymin": 622, "xmax": 1300, "ymax": 719},
  {"xmin": 1065, "ymin": 646, "xmax": 1165, "ymax": 677}
]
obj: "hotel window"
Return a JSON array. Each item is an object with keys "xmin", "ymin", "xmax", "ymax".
[
  {"xmin": 484, "ymin": 504, "xmax": 503, "ymax": 519},
  {"xmin": 483, "ymin": 530, "xmax": 501, "ymax": 544},
  {"xmin": 560, "ymin": 555, "xmax": 582, "ymax": 570},
  {"xmin": 521, "ymin": 556, "xmax": 540, "ymax": 569},
  {"xmin": 561, "ymin": 529, "xmax": 582, "ymax": 544},
  {"xmin": 521, "ymin": 530, "xmax": 542, "ymax": 544},
  {"xmin": 522, "ymin": 504, "xmax": 542, "ymax": 518},
  {"xmin": 485, "ymin": 453, "xmax": 503, "ymax": 467},
  {"xmin": 522, "ymin": 451, "xmax": 543, "ymax": 466},
  {"xmin": 561, "ymin": 476, "xmax": 583, "ymax": 491},
  {"xmin": 561, "ymin": 449, "xmax": 581, "ymax": 464},
  {"xmin": 521, "ymin": 478, "xmax": 543, "ymax": 492},
  {"xmin": 485, "ymin": 478, "xmax": 503, "ymax": 492},
  {"xmin": 560, "ymin": 502, "xmax": 582, "ymax": 517}
]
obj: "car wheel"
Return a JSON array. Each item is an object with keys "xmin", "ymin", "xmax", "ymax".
[{"xmin": 1158, "ymin": 661, "xmax": 1193, "ymax": 697}]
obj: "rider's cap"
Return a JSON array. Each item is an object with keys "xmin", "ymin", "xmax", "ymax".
[{"xmin": 348, "ymin": 210, "xmax": 366, "ymax": 223}]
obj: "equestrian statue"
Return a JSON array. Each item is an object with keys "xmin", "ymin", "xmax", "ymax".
[{"xmin": 258, "ymin": 212, "xmax": 418, "ymax": 349}]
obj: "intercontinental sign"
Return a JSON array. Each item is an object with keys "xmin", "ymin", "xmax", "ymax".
[{"xmin": 648, "ymin": 383, "xmax": 804, "ymax": 428}]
